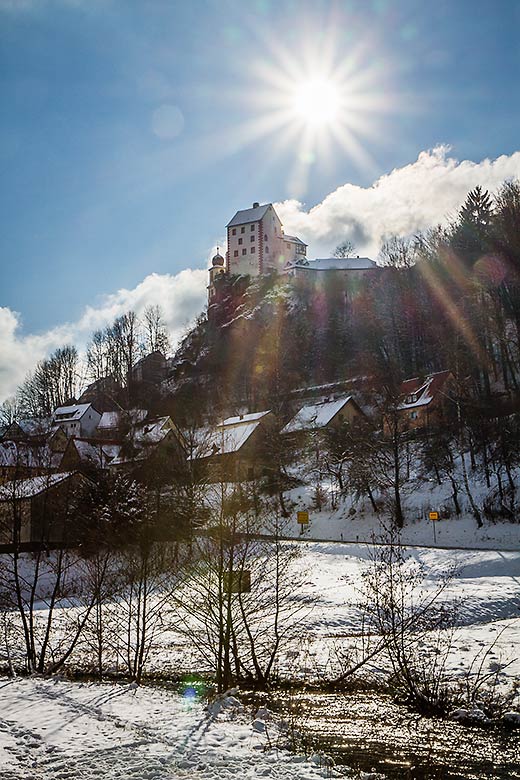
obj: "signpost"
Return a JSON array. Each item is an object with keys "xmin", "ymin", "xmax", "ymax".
[
  {"xmin": 429, "ymin": 510, "xmax": 439, "ymax": 543},
  {"xmin": 224, "ymin": 570, "xmax": 251, "ymax": 594},
  {"xmin": 297, "ymin": 511, "xmax": 309, "ymax": 535}
]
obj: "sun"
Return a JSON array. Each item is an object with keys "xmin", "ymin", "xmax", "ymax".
[
  {"xmin": 206, "ymin": 15, "xmax": 398, "ymax": 196},
  {"xmin": 290, "ymin": 78, "xmax": 341, "ymax": 127}
]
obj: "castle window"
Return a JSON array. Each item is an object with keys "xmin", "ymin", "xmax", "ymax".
[
  {"xmin": 238, "ymin": 238, "xmax": 242, "ymax": 245},
  {"xmin": 251, "ymin": 224, "xmax": 255, "ymax": 231},
  {"xmin": 232, "ymin": 228, "xmax": 236, "ymax": 236},
  {"xmin": 241, "ymin": 226, "xmax": 245, "ymax": 234},
  {"xmin": 242, "ymin": 248, "xmax": 247, "ymax": 255},
  {"xmin": 410, "ymin": 411, "xmax": 418, "ymax": 420},
  {"xmin": 251, "ymin": 246, "xmax": 255, "ymax": 253},
  {"xmin": 266, "ymin": 245, "xmax": 269, "ymax": 253},
  {"xmin": 250, "ymin": 235, "xmax": 255, "ymax": 242},
  {"xmin": 264, "ymin": 234, "xmax": 267, "ymax": 241},
  {"xmin": 234, "ymin": 250, "xmax": 238, "ymax": 257}
]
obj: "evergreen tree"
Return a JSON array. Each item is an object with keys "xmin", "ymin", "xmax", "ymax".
[{"xmin": 453, "ymin": 185, "xmax": 493, "ymax": 265}]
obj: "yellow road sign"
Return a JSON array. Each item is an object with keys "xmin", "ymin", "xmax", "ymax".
[
  {"xmin": 297, "ymin": 511, "xmax": 309, "ymax": 524},
  {"xmin": 429, "ymin": 511, "xmax": 440, "ymax": 521}
]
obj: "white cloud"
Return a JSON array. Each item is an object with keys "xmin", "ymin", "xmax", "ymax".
[
  {"xmin": 276, "ymin": 146, "xmax": 520, "ymax": 258},
  {"xmin": 0, "ymin": 268, "xmax": 207, "ymax": 404}
]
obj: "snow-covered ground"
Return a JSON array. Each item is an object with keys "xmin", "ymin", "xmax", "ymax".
[
  {"xmin": 0, "ymin": 678, "xmax": 342, "ymax": 779},
  {"xmin": 284, "ymin": 476, "xmax": 520, "ymax": 550},
  {"xmin": 294, "ymin": 542, "xmax": 520, "ymax": 685},
  {"xmin": 0, "ymin": 541, "xmax": 518, "ymax": 778}
]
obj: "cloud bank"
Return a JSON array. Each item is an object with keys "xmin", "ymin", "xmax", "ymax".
[
  {"xmin": 0, "ymin": 269, "xmax": 207, "ymax": 403},
  {"xmin": 276, "ymin": 146, "xmax": 520, "ymax": 258}
]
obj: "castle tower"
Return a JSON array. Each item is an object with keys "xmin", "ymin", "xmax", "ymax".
[{"xmin": 207, "ymin": 249, "xmax": 226, "ymax": 304}]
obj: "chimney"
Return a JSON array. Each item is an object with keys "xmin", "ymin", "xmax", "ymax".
[{"xmin": 253, "ymin": 202, "xmax": 259, "ymax": 208}]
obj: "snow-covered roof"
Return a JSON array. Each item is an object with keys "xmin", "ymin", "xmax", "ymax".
[
  {"xmin": 294, "ymin": 257, "xmax": 376, "ymax": 271},
  {"xmin": 0, "ymin": 472, "xmax": 78, "ymax": 501},
  {"xmin": 68, "ymin": 439, "xmax": 113, "ymax": 468},
  {"xmin": 227, "ymin": 203, "xmax": 271, "ymax": 228},
  {"xmin": 132, "ymin": 417, "xmax": 172, "ymax": 446},
  {"xmin": 221, "ymin": 410, "xmax": 271, "ymax": 426},
  {"xmin": 99, "ymin": 409, "xmax": 148, "ymax": 430},
  {"xmin": 194, "ymin": 425, "xmax": 257, "ymax": 458},
  {"xmin": 2, "ymin": 418, "xmax": 52, "ymax": 438},
  {"xmin": 189, "ymin": 417, "xmax": 266, "ymax": 460},
  {"xmin": 97, "ymin": 411, "xmax": 120, "ymax": 430},
  {"xmin": 53, "ymin": 404, "xmax": 93, "ymax": 422},
  {"xmin": 99, "ymin": 443, "xmax": 122, "ymax": 460},
  {"xmin": 0, "ymin": 441, "xmax": 54, "ymax": 469},
  {"xmin": 281, "ymin": 396, "xmax": 354, "ymax": 434},
  {"xmin": 397, "ymin": 370, "xmax": 453, "ymax": 411},
  {"xmin": 282, "ymin": 234, "xmax": 307, "ymax": 246}
]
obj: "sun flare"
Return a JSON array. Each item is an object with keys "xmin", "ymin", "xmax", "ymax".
[
  {"xmin": 291, "ymin": 78, "xmax": 341, "ymax": 127},
  {"xmin": 212, "ymin": 16, "xmax": 398, "ymax": 196}
]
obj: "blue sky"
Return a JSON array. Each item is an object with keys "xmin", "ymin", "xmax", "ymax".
[{"xmin": 0, "ymin": 0, "xmax": 519, "ymax": 398}]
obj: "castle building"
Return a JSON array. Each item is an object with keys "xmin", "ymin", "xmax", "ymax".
[
  {"xmin": 226, "ymin": 202, "xmax": 307, "ymax": 276},
  {"xmin": 207, "ymin": 201, "xmax": 377, "ymax": 304}
]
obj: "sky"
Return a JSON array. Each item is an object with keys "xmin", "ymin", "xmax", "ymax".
[{"xmin": 1, "ymin": 0, "xmax": 520, "ymax": 401}]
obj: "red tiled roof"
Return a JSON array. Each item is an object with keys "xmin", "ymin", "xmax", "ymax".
[{"xmin": 398, "ymin": 370, "xmax": 453, "ymax": 410}]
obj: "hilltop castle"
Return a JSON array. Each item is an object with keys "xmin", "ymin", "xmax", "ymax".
[
  {"xmin": 208, "ymin": 201, "xmax": 376, "ymax": 303},
  {"xmin": 208, "ymin": 202, "xmax": 307, "ymax": 302}
]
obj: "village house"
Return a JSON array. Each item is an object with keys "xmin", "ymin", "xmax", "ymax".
[
  {"xmin": 1, "ymin": 418, "xmax": 51, "ymax": 442},
  {"xmin": 0, "ymin": 440, "xmax": 62, "ymax": 483},
  {"xmin": 189, "ymin": 410, "xmax": 275, "ymax": 482},
  {"xmin": 0, "ymin": 471, "xmax": 91, "ymax": 550},
  {"xmin": 95, "ymin": 408, "xmax": 147, "ymax": 440},
  {"xmin": 130, "ymin": 351, "xmax": 168, "ymax": 385},
  {"xmin": 52, "ymin": 403, "xmax": 102, "ymax": 439},
  {"xmin": 281, "ymin": 396, "xmax": 365, "ymax": 443},
  {"xmin": 60, "ymin": 438, "xmax": 120, "ymax": 475},
  {"xmin": 394, "ymin": 370, "xmax": 455, "ymax": 431},
  {"xmin": 109, "ymin": 415, "xmax": 186, "ymax": 478},
  {"xmin": 1, "ymin": 419, "xmax": 68, "ymax": 452},
  {"xmin": 78, "ymin": 376, "xmax": 123, "ymax": 411}
]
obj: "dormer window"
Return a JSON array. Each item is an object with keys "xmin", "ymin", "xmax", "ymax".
[{"xmin": 406, "ymin": 393, "xmax": 418, "ymax": 404}]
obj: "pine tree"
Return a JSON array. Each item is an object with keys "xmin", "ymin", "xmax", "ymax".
[{"xmin": 453, "ymin": 185, "xmax": 493, "ymax": 265}]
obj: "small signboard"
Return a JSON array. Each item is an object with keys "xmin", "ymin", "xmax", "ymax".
[
  {"xmin": 224, "ymin": 570, "xmax": 251, "ymax": 594},
  {"xmin": 297, "ymin": 511, "xmax": 309, "ymax": 525},
  {"xmin": 429, "ymin": 511, "xmax": 440, "ymax": 521}
]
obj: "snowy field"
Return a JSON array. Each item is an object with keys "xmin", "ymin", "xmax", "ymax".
[
  {"xmin": 295, "ymin": 542, "xmax": 520, "ymax": 684},
  {"xmin": 0, "ymin": 678, "xmax": 344, "ymax": 780},
  {"xmin": 284, "ymin": 483, "xmax": 520, "ymax": 550},
  {"xmin": 0, "ymin": 541, "xmax": 519, "ymax": 778}
]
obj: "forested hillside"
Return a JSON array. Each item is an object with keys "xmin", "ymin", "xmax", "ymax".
[{"xmin": 171, "ymin": 182, "xmax": 520, "ymax": 419}]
